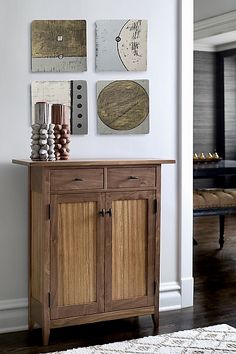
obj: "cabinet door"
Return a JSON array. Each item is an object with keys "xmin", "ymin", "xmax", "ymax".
[
  {"xmin": 105, "ymin": 191, "xmax": 156, "ymax": 312},
  {"xmin": 50, "ymin": 193, "xmax": 105, "ymax": 319}
]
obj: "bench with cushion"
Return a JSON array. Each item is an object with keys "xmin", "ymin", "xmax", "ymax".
[{"xmin": 193, "ymin": 189, "xmax": 236, "ymax": 249}]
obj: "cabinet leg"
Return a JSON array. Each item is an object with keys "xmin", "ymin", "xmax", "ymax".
[
  {"xmin": 219, "ymin": 215, "xmax": 225, "ymax": 249},
  {"xmin": 151, "ymin": 314, "xmax": 159, "ymax": 329},
  {"xmin": 28, "ymin": 319, "xmax": 35, "ymax": 332},
  {"xmin": 42, "ymin": 325, "xmax": 50, "ymax": 346}
]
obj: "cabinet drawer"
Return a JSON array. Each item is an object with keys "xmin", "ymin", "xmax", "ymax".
[
  {"xmin": 50, "ymin": 169, "xmax": 104, "ymax": 191},
  {"xmin": 107, "ymin": 167, "xmax": 155, "ymax": 189}
]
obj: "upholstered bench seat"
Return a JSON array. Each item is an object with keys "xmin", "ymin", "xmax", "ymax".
[
  {"xmin": 193, "ymin": 188, "xmax": 236, "ymax": 249},
  {"xmin": 194, "ymin": 189, "xmax": 236, "ymax": 210}
]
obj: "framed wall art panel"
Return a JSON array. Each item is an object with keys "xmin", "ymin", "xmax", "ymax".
[
  {"xmin": 95, "ymin": 20, "xmax": 147, "ymax": 71},
  {"xmin": 97, "ymin": 80, "xmax": 149, "ymax": 134},
  {"xmin": 31, "ymin": 81, "xmax": 88, "ymax": 134},
  {"xmin": 31, "ymin": 20, "xmax": 87, "ymax": 72}
]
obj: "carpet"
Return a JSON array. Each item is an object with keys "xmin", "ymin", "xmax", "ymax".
[{"xmin": 49, "ymin": 324, "xmax": 236, "ymax": 354}]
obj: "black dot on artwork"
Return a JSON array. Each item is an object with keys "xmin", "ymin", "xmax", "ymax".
[
  {"xmin": 77, "ymin": 104, "xmax": 82, "ymax": 108},
  {"xmin": 77, "ymin": 123, "xmax": 82, "ymax": 128},
  {"xmin": 78, "ymin": 114, "xmax": 82, "ymax": 118},
  {"xmin": 77, "ymin": 94, "xmax": 82, "ymax": 99},
  {"xmin": 77, "ymin": 85, "xmax": 82, "ymax": 90},
  {"xmin": 115, "ymin": 36, "xmax": 121, "ymax": 42}
]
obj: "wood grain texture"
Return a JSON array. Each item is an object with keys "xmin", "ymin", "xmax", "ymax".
[
  {"xmin": 112, "ymin": 199, "xmax": 147, "ymax": 300},
  {"xmin": 50, "ymin": 193, "xmax": 105, "ymax": 320},
  {"xmin": 4, "ymin": 213, "xmax": 236, "ymax": 352},
  {"xmin": 105, "ymin": 191, "xmax": 155, "ymax": 312},
  {"xmin": 31, "ymin": 298, "xmax": 43, "ymax": 326},
  {"xmin": 153, "ymin": 165, "xmax": 161, "ymax": 327},
  {"xmin": 13, "ymin": 160, "xmax": 169, "ymax": 345},
  {"xmin": 12, "ymin": 159, "xmax": 175, "ymax": 167},
  {"xmin": 31, "ymin": 191, "xmax": 43, "ymax": 302},
  {"xmin": 107, "ymin": 167, "xmax": 155, "ymax": 189},
  {"xmin": 194, "ymin": 51, "xmax": 217, "ymax": 154},
  {"xmin": 57, "ymin": 201, "xmax": 97, "ymax": 306},
  {"xmin": 50, "ymin": 168, "xmax": 104, "ymax": 191},
  {"xmin": 51, "ymin": 306, "xmax": 155, "ymax": 328}
]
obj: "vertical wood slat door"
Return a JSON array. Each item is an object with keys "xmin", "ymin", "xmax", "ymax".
[
  {"xmin": 105, "ymin": 191, "xmax": 156, "ymax": 312},
  {"xmin": 50, "ymin": 193, "xmax": 105, "ymax": 319}
]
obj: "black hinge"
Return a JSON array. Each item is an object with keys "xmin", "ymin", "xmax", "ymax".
[
  {"xmin": 154, "ymin": 199, "xmax": 157, "ymax": 214},
  {"xmin": 48, "ymin": 293, "xmax": 51, "ymax": 308},
  {"xmin": 48, "ymin": 204, "xmax": 51, "ymax": 220}
]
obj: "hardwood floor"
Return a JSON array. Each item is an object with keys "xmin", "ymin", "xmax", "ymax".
[{"xmin": 1, "ymin": 215, "xmax": 236, "ymax": 353}]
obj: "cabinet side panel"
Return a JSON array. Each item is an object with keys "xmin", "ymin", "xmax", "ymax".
[
  {"xmin": 31, "ymin": 191, "xmax": 43, "ymax": 302},
  {"xmin": 112, "ymin": 199, "xmax": 147, "ymax": 300},
  {"xmin": 58, "ymin": 202, "xmax": 97, "ymax": 306}
]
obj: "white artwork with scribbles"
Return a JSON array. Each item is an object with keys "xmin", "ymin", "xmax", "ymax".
[{"xmin": 95, "ymin": 20, "xmax": 147, "ymax": 72}]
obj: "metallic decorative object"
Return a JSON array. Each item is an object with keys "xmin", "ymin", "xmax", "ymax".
[
  {"xmin": 30, "ymin": 102, "xmax": 49, "ymax": 161},
  {"xmin": 35, "ymin": 101, "xmax": 49, "ymax": 124},
  {"xmin": 30, "ymin": 102, "xmax": 70, "ymax": 161},
  {"xmin": 47, "ymin": 123, "xmax": 55, "ymax": 161},
  {"xmin": 52, "ymin": 104, "xmax": 70, "ymax": 160},
  {"xmin": 31, "ymin": 80, "xmax": 88, "ymax": 135}
]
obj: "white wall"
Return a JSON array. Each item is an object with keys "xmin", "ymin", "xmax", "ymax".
[
  {"xmin": 195, "ymin": 0, "xmax": 236, "ymax": 21},
  {"xmin": 0, "ymin": 0, "xmax": 192, "ymax": 333}
]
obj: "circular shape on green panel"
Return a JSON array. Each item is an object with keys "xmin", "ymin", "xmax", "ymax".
[{"xmin": 97, "ymin": 80, "xmax": 149, "ymax": 131}]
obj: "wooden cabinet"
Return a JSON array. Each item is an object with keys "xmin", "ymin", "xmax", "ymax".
[
  {"xmin": 12, "ymin": 159, "xmax": 174, "ymax": 345},
  {"xmin": 50, "ymin": 193, "xmax": 105, "ymax": 319}
]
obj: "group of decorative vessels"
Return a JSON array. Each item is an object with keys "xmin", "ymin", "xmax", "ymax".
[
  {"xmin": 193, "ymin": 151, "xmax": 221, "ymax": 163},
  {"xmin": 30, "ymin": 102, "xmax": 70, "ymax": 161}
]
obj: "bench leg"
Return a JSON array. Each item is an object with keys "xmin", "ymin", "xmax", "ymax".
[{"xmin": 219, "ymin": 215, "xmax": 225, "ymax": 249}]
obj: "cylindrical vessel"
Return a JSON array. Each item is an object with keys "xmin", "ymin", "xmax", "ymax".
[
  {"xmin": 52, "ymin": 104, "xmax": 70, "ymax": 160},
  {"xmin": 31, "ymin": 102, "xmax": 49, "ymax": 160}
]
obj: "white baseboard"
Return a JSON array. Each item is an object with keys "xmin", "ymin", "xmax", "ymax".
[
  {"xmin": 0, "ymin": 298, "xmax": 28, "ymax": 333},
  {"xmin": 0, "ymin": 280, "xmax": 192, "ymax": 333},
  {"xmin": 181, "ymin": 277, "xmax": 194, "ymax": 308},
  {"xmin": 159, "ymin": 281, "xmax": 181, "ymax": 312}
]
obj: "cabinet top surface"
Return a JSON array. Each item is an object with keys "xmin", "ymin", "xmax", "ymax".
[{"xmin": 12, "ymin": 158, "xmax": 175, "ymax": 167}]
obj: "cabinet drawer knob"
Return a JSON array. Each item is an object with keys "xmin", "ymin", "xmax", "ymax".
[
  {"xmin": 128, "ymin": 176, "xmax": 139, "ymax": 180},
  {"xmin": 74, "ymin": 177, "xmax": 83, "ymax": 181}
]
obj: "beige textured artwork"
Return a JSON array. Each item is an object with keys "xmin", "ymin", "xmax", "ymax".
[
  {"xmin": 96, "ymin": 20, "xmax": 147, "ymax": 71},
  {"xmin": 31, "ymin": 81, "xmax": 88, "ymax": 135},
  {"xmin": 31, "ymin": 81, "xmax": 71, "ymax": 123},
  {"xmin": 118, "ymin": 20, "xmax": 147, "ymax": 71},
  {"xmin": 97, "ymin": 80, "xmax": 149, "ymax": 134},
  {"xmin": 32, "ymin": 20, "xmax": 87, "ymax": 72}
]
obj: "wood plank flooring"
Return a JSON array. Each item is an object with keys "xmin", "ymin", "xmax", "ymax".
[{"xmin": 1, "ymin": 216, "xmax": 236, "ymax": 353}]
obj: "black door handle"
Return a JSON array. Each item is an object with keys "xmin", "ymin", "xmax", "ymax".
[
  {"xmin": 98, "ymin": 209, "xmax": 105, "ymax": 217},
  {"xmin": 128, "ymin": 176, "xmax": 139, "ymax": 180},
  {"xmin": 105, "ymin": 208, "xmax": 112, "ymax": 217}
]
